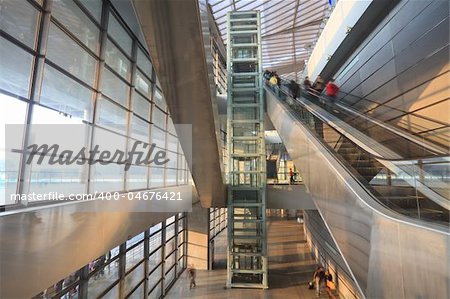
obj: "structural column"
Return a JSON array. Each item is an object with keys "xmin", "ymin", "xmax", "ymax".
[{"xmin": 187, "ymin": 202, "xmax": 210, "ymax": 270}]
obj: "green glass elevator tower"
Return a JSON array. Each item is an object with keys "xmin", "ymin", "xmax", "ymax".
[{"xmin": 226, "ymin": 10, "xmax": 268, "ymax": 289}]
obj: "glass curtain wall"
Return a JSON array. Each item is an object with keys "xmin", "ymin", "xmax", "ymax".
[
  {"xmin": 0, "ymin": 0, "xmax": 189, "ymax": 208},
  {"xmin": 209, "ymin": 207, "xmax": 227, "ymax": 240},
  {"xmin": 34, "ymin": 213, "xmax": 187, "ymax": 299}
]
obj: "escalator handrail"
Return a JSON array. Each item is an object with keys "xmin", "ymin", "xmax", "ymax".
[
  {"xmin": 266, "ymin": 84, "xmax": 450, "ymax": 228},
  {"xmin": 304, "ymin": 86, "xmax": 449, "ymax": 156},
  {"xmin": 270, "ymin": 83, "xmax": 449, "ymax": 163},
  {"xmin": 265, "ymin": 83, "xmax": 450, "ymax": 210},
  {"xmin": 278, "ymin": 77, "xmax": 450, "ymax": 148},
  {"xmin": 331, "ymin": 88, "xmax": 449, "ymax": 128}
]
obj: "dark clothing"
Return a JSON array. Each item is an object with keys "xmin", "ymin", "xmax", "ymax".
[
  {"xmin": 188, "ymin": 269, "xmax": 196, "ymax": 289},
  {"xmin": 288, "ymin": 81, "xmax": 300, "ymax": 99},
  {"xmin": 314, "ymin": 268, "xmax": 325, "ymax": 279},
  {"xmin": 313, "ymin": 267, "xmax": 326, "ymax": 296}
]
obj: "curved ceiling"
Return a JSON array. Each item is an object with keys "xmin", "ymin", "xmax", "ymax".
[{"xmin": 207, "ymin": 0, "xmax": 332, "ymax": 80}]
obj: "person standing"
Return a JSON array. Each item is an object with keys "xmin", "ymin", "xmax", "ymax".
[
  {"xmin": 269, "ymin": 74, "xmax": 278, "ymax": 86},
  {"xmin": 313, "ymin": 76, "xmax": 325, "ymax": 93},
  {"xmin": 304, "ymin": 76, "xmax": 313, "ymax": 91},
  {"xmin": 326, "ymin": 79, "xmax": 339, "ymax": 97},
  {"xmin": 289, "ymin": 168, "xmax": 295, "ymax": 184},
  {"xmin": 275, "ymin": 72, "xmax": 281, "ymax": 87},
  {"xmin": 288, "ymin": 80, "xmax": 300, "ymax": 99}
]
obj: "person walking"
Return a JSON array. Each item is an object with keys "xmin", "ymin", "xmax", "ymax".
[
  {"xmin": 289, "ymin": 168, "xmax": 295, "ymax": 184},
  {"xmin": 313, "ymin": 266, "xmax": 326, "ymax": 296},
  {"xmin": 188, "ymin": 267, "xmax": 196, "ymax": 289}
]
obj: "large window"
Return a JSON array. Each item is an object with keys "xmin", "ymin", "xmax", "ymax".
[
  {"xmin": 51, "ymin": 0, "xmax": 100, "ymax": 54},
  {"xmin": 0, "ymin": 95, "xmax": 27, "ymax": 206},
  {"xmin": 46, "ymin": 22, "xmax": 98, "ymax": 86},
  {"xmin": 105, "ymin": 38, "xmax": 131, "ymax": 81},
  {"xmin": 35, "ymin": 214, "xmax": 187, "ymax": 298},
  {"xmin": 209, "ymin": 208, "xmax": 228, "ymax": 239},
  {"xmin": 132, "ymin": 90, "xmax": 151, "ymax": 120},
  {"xmin": 107, "ymin": 13, "xmax": 132, "ymax": 56},
  {"xmin": 101, "ymin": 67, "xmax": 130, "ymax": 107},
  {"xmin": 0, "ymin": 37, "xmax": 34, "ymax": 97},
  {"xmin": 40, "ymin": 64, "xmax": 94, "ymax": 121},
  {"xmin": 0, "ymin": 0, "xmax": 39, "ymax": 48},
  {"xmin": 0, "ymin": 0, "xmax": 190, "ymax": 213}
]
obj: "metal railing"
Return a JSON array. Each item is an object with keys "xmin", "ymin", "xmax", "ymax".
[{"xmin": 265, "ymin": 82, "xmax": 449, "ymax": 226}]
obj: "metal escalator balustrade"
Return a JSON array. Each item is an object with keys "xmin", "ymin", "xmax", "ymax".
[
  {"xmin": 265, "ymin": 83, "xmax": 449, "ymax": 226},
  {"xmin": 293, "ymin": 83, "xmax": 447, "ymax": 159},
  {"xmin": 226, "ymin": 11, "xmax": 268, "ymax": 289},
  {"xmin": 330, "ymin": 89, "xmax": 450, "ymax": 152}
]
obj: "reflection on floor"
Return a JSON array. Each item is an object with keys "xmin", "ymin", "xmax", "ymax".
[{"xmin": 167, "ymin": 219, "xmax": 333, "ymax": 298}]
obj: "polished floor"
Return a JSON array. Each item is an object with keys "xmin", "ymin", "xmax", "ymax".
[{"xmin": 167, "ymin": 219, "xmax": 334, "ymax": 299}]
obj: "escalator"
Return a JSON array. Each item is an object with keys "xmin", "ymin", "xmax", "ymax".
[{"xmin": 264, "ymin": 84, "xmax": 449, "ymax": 298}]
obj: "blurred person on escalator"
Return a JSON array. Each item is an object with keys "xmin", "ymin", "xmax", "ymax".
[
  {"xmin": 303, "ymin": 76, "xmax": 313, "ymax": 91},
  {"xmin": 269, "ymin": 73, "xmax": 278, "ymax": 86},
  {"xmin": 263, "ymin": 70, "xmax": 272, "ymax": 81},
  {"xmin": 313, "ymin": 75, "xmax": 325, "ymax": 94},
  {"xmin": 288, "ymin": 80, "xmax": 300, "ymax": 99},
  {"xmin": 326, "ymin": 78, "xmax": 339, "ymax": 99}
]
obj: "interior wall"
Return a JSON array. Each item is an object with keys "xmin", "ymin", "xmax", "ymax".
[{"xmin": 332, "ymin": 0, "xmax": 449, "ymax": 148}]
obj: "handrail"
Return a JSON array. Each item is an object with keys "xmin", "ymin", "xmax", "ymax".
[
  {"xmin": 265, "ymin": 82, "xmax": 449, "ymax": 210},
  {"xmin": 327, "ymin": 86, "xmax": 449, "ymax": 128},
  {"xmin": 274, "ymin": 82, "xmax": 448, "ymax": 162},
  {"xmin": 279, "ymin": 77, "xmax": 449, "ymax": 150}
]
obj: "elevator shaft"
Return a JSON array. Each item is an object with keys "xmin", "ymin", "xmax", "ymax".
[{"xmin": 226, "ymin": 10, "xmax": 268, "ymax": 289}]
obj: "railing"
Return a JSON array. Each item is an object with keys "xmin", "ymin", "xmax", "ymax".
[
  {"xmin": 306, "ymin": 82, "xmax": 449, "ymax": 152},
  {"xmin": 265, "ymin": 82, "xmax": 449, "ymax": 226}
]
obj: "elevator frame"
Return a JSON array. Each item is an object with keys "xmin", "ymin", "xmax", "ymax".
[{"xmin": 226, "ymin": 10, "xmax": 268, "ymax": 289}]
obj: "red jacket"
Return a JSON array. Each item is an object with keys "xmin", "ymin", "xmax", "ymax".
[{"xmin": 326, "ymin": 82, "xmax": 339, "ymax": 97}]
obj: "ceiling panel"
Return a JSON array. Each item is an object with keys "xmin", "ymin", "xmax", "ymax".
[{"xmin": 207, "ymin": 0, "xmax": 332, "ymax": 77}]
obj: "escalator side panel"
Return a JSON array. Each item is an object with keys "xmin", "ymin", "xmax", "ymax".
[{"xmin": 265, "ymin": 89, "xmax": 449, "ymax": 299}]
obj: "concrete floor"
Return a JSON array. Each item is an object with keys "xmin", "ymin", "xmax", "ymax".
[{"xmin": 167, "ymin": 219, "xmax": 333, "ymax": 299}]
